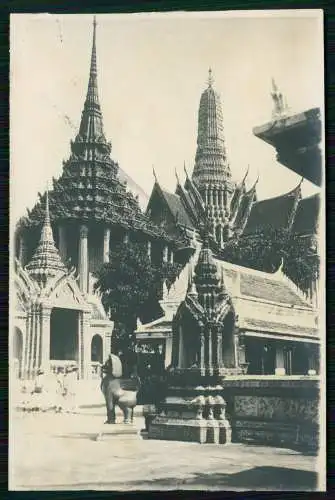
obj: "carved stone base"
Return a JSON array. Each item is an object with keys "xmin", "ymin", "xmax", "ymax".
[
  {"xmin": 95, "ymin": 423, "xmax": 139, "ymax": 441},
  {"xmin": 233, "ymin": 419, "xmax": 318, "ymax": 450},
  {"xmin": 148, "ymin": 417, "xmax": 208, "ymax": 443},
  {"xmin": 148, "ymin": 416, "xmax": 232, "ymax": 445}
]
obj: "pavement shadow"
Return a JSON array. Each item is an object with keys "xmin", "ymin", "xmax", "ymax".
[{"xmin": 116, "ymin": 466, "xmax": 318, "ymax": 491}]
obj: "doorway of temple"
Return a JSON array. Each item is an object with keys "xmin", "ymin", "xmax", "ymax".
[{"xmin": 50, "ymin": 308, "xmax": 79, "ymax": 368}]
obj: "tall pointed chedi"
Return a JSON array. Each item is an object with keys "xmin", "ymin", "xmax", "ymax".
[
  {"xmin": 25, "ymin": 190, "xmax": 66, "ymax": 288},
  {"xmin": 191, "ymin": 69, "xmax": 236, "ymax": 245},
  {"xmin": 192, "ymin": 68, "xmax": 231, "ymax": 187}
]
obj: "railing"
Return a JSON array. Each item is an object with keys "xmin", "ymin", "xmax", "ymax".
[{"xmin": 49, "ymin": 360, "xmax": 77, "ymax": 374}]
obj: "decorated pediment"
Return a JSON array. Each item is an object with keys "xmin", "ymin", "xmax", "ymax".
[{"xmin": 44, "ymin": 273, "xmax": 89, "ymax": 310}]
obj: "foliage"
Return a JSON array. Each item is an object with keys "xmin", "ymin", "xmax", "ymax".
[
  {"xmin": 94, "ymin": 240, "xmax": 182, "ymax": 365},
  {"xmin": 222, "ymin": 226, "xmax": 319, "ymax": 294}
]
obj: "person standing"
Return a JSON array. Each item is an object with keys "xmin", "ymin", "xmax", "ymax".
[
  {"xmin": 55, "ymin": 367, "xmax": 65, "ymax": 413},
  {"xmin": 65, "ymin": 366, "xmax": 78, "ymax": 413}
]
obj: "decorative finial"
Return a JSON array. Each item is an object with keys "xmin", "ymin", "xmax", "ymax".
[
  {"xmin": 45, "ymin": 182, "xmax": 50, "ymax": 224},
  {"xmin": 271, "ymin": 78, "xmax": 288, "ymax": 119},
  {"xmin": 242, "ymin": 165, "xmax": 250, "ymax": 184},
  {"xmin": 207, "ymin": 67, "xmax": 214, "ymax": 87},
  {"xmin": 183, "ymin": 161, "xmax": 189, "ymax": 178},
  {"xmin": 252, "ymin": 172, "xmax": 260, "ymax": 189},
  {"xmin": 152, "ymin": 166, "xmax": 158, "ymax": 183},
  {"xmin": 175, "ymin": 168, "xmax": 181, "ymax": 185}
]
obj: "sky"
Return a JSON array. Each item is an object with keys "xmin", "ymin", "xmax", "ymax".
[{"xmin": 10, "ymin": 11, "xmax": 324, "ymax": 224}]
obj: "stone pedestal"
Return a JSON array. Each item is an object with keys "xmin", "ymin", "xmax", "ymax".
[
  {"xmin": 148, "ymin": 385, "xmax": 232, "ymax": 445},
  {"xmin": 96, "ymin": 423, "xmax": 139, "ymax": 441}
]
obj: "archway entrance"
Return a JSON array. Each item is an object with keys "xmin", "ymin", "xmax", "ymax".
[
  {"xmin": 50, "ymin": 308, "xmax": 79, "ymax": 362},
  {"xmin": 91, "ymin": 334, "xmax": 103, "ymax": 363},
  {"xmin": 13, "ymin": 327, "xmax": 23, "ymax": 378}
]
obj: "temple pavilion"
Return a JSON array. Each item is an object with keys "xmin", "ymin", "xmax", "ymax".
[
  {"xmin": 12, "ymin": 19, "xmax": 186, "ymax": 380},
  {"xmin": 137, "ymin": 70, "xmax": 321, "ymax": 376}
]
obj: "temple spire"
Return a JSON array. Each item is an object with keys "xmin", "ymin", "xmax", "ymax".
[
  {"xmin": 192, "ymin": 68, "xmax": 231, "ymax": 189},
  {"xmin": 77, "ymin": 16, "xmax": 105, "ymax": 143},
  {"xmin": 207, "ymin": 67, "xmax": 214, "ymax": 87},
  {"xmin": 25, "ymin": 191, "xmax": 67, "ymax": 287}
]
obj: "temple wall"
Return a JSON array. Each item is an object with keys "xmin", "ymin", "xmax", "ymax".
[{"xmin": 222, "ymin": 376, "xmax": 320, "ymax": 450}]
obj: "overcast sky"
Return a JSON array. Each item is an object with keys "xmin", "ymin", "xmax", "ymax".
[{"xmin": 10, "ymin": 11, "xmax": 324, "ymax": 224}]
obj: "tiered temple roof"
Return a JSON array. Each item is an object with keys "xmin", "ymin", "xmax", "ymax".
[
  {"xmin": 146, "ymin": 73, "xmax": 319, "ymax": 254},
  {"xmin": 16, "ymin": 18, "xmax": 185, "ymax": 249},
  {"xmin": 136, "ymin": 248, "xmax": 319, "ymax": 342}
]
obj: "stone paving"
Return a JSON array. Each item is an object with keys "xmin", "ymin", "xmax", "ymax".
[{"xmin": 9, "ymin": 406, "xmax": 322, "ymax": 491}]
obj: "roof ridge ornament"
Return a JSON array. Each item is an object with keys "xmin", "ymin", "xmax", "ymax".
[{"xmin": 271, "ymin": 78, "xmax": 289, "ymax": 119}]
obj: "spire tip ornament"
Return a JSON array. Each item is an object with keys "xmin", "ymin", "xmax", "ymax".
[{"xmin": 207, "ymin": 67, "xmax": 214, "ymax": 87}]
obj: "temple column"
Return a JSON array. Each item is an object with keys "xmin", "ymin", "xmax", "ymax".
[
  {"xmin": 275, "ymin": 344, "xmax": 286, "ymax": 375},
  {"xmin": 58, "ymin": 225, "xmax": 67, "ymax": 261},
  {"xmin": 199, "ymin": 327, "xmax": 205, "ymax": 373},
  {"xmin": 204, "ymin": 185, "xmax": 208, "ymax": 205},
  {"xmin": 169, "ymin": 249, "xmax": 174, "ymax": 263},
  {"xmin": 78, "ymin": 225, "xmax": 89, "ymax": 294},
  {"xmin": 178, "ymin": 326, "xmax": 184, "ymax": 368},
  {"xmin": 165, "ymin": 335, "xmax": 173, "ymax": 368},
  {"xmin": 208, "ymin": 187, "xmax": 213, "ymax": 205},
  {"xmin": 23, "ymin": 310, "xmax": 32, "ymax": 379},
  {"xmin": 147, "ymin": 241, "xmax": 151, "ymax": 261},
  {"xmin": 233, "ymin": 333, "xmax": 239, "ymax": 368},
  {"xmin": 34, "ymin": 303, "xmax": 43, "ymax": 372},
  {"xmin": 208, "ymin": 327, "xmax": 213, "ymax": 373},
  {"xmin": 217, "ymin": 329, "xmax": 223, "ymax": 367},
  {"xmin": 163, "ymin": 245, "xmax": 168, "ymax": 263},
  {"xmin": 78, "ymin": 310, "xmax": 91, "ymax": 379},
  {"xmin": 306, "ymin": 344, "xmax": 317, "ymax": 375},
  {"xmin": 103, "ymin": 228, "xmax": 111, "ymax": 264},
  {"xmin": 28, "ymin": 303, "xmax": 37, "ymax": 378},
  {"xmin": 40, "ymin": 306, "xmax": 51, "ymax": 372},
  {"xmin": 18, "ymin": 235, "xmax": 27, "ymax": 265}
]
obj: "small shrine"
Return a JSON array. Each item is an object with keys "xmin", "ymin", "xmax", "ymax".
[{"xmin": 148, "ymin": 231, "xmax": 245, "ymax": 444}]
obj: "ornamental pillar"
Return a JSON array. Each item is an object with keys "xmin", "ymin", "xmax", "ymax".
[
  {"xmin": 147, "ymin": 240, "xmax": 151, "ymax": 261},
  {"xmin": 204, "ymin": 185, "xmax": 208, "ymax": 205},
  {"xmin": 123, "ymin": 232, "xmax": 129, "ymax": 244},
  {"xmin": 163, "ymin": 245, "xmax": 168, "ymax": 263},
  {"xmin": 208, "ymin": 187, "xmax": 213, "ymax": 205},
  {"xmin": 207, "ymin": 326, "xmax": 213, "ymax": 372},
  {"xmin": 78, "ymin": 310, "xmax": 91, "ymax": 379},
  {"xmin": 78, "ymin": 225, "xmax": 89, "ymax": 294},
  {"xmin": 40, "ymin": 306, "xmax": 51, "ymax": 372},
  {"xmin": 23, "ymin": 310, "xmax": 32, "ymax": 379},
  {"xmin": 275, "ymin": 344, "xmax": 286, "ymax": 375},
  {"xmin": 18, "ymin": 235, "xmax": 27, "ymax": 265},
  {"xmin": 103, "ymin": 228, "xmax": 111, "ymax": 264},
  {"xmin": 165, "ymin": 336, "xmax": 173, "ymax": 368},
  {"xmin": 169, "ymin": 249, "xmax": 174, "ymax": 263},
  {"xmin": 58, "ymin": 225, "xmax": 67, "ymax": 262},
  {"xmin": 216, "ymin": 329, "xmax": 223, "ymax": 368}
]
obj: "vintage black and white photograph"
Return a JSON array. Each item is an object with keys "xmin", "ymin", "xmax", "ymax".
[{"xmin": 9, "ymin": 10, "xmax": 325, "ymax": 491}]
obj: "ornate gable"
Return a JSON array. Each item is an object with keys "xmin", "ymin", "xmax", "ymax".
[{"xmin": 43, "ymin": 273, "xmax": 90, "ymax": 311}]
